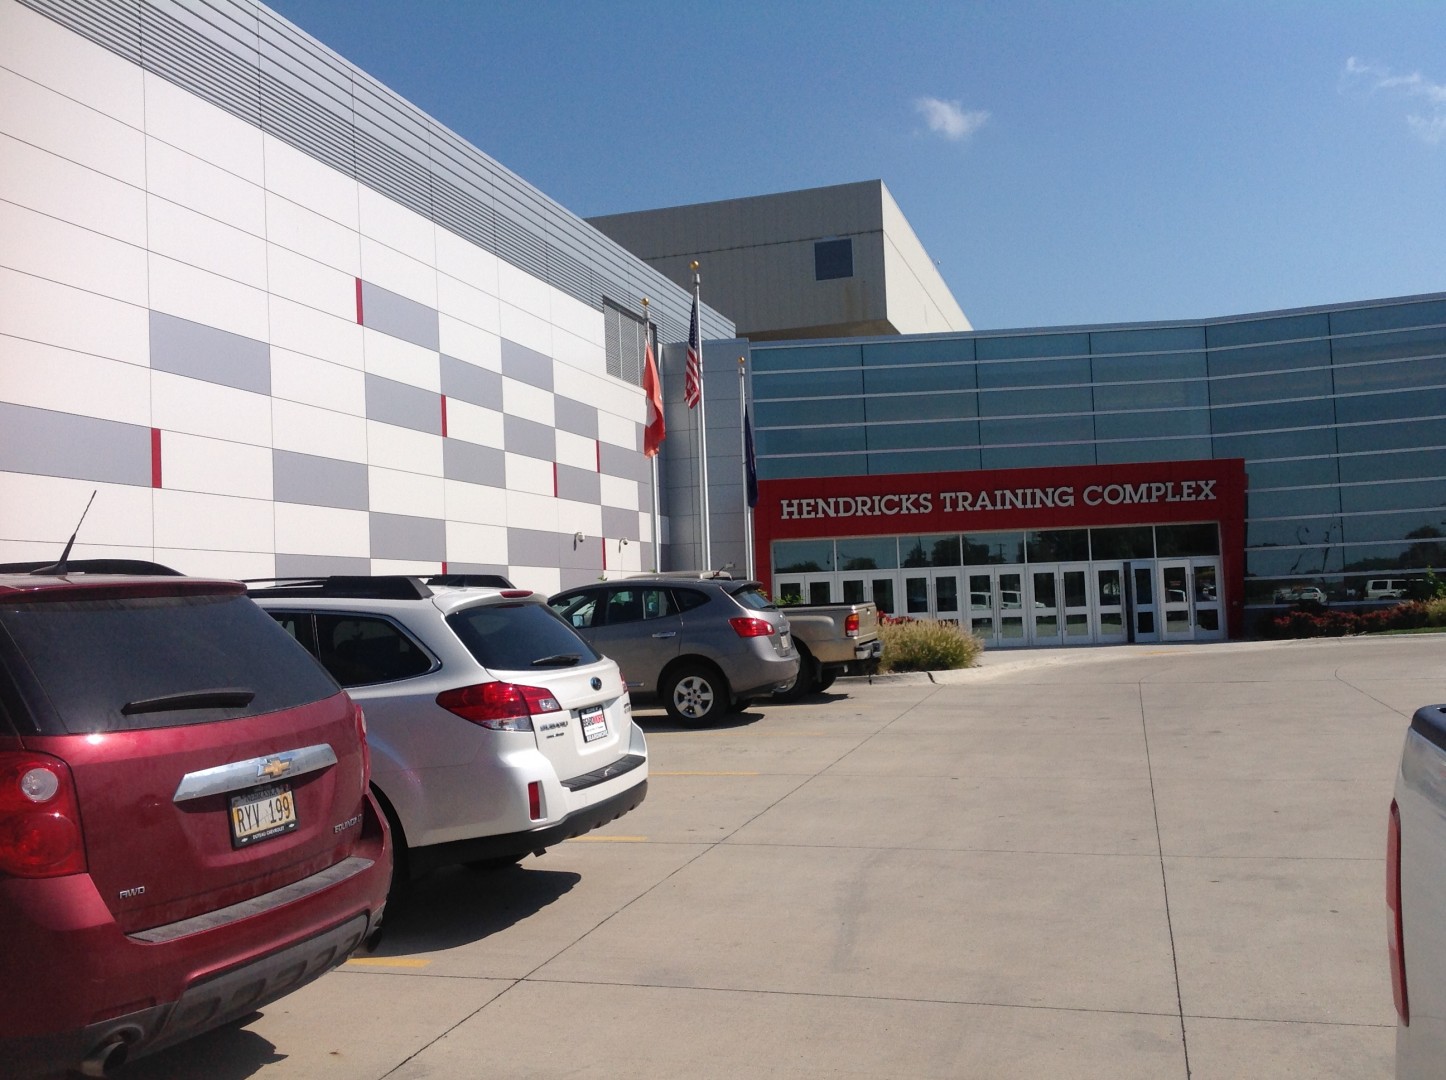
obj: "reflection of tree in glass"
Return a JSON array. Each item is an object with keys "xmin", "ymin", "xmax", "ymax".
[
  {"xmin": 1405, "ymin": 526, "xmax": 1446, "ymax": 570},
  {"xmin": 931, "ymin": 538, "xmax": 961, "ymax": 566},
  {"xmin": 902, "ymin": 542, "xmax": 928, "ymax": 568},
  {"xmin": 841, "ymin": 558, "xmax": 878, "ymax": 571},
  {"xmin": 776, "ymin": 561, "xmax": 823, "ymax": 573}
]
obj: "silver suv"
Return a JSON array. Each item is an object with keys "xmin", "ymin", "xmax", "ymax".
[
  {"xmin": 548, "ymin": 575, "xmax": 799, "ymax": 726},
  {"xmin": 248, "ymin": 576, "xmax": 647, "ymax": 888}
]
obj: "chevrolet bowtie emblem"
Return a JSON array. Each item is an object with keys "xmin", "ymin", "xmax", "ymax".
[{"xmin": 257, "ymin": 756, "xmax": 292, "ymax": 780}]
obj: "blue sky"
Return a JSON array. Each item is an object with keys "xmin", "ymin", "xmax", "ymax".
[{"xmin": 267, "ymin": 0, "xmax": 1446, "ymax": 331}]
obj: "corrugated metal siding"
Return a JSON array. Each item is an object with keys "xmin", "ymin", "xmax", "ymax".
[{"xmin": 16, "ymin": 0, "xmax": 734, "ymax": 354}]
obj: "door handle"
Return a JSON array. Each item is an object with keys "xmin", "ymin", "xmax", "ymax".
[{"xmin": 651, "ymin": 631, "xmax": 677, "ymax": 639}]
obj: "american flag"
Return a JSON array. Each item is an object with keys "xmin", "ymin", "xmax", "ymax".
[{"xmin": 684, "ymin": 290, "xmax": 702, "ymax": 408}]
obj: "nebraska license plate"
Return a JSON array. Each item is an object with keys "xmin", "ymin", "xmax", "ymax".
[
  {"xmin": 579, "ymin": 704, "xmax": 608, "ymax": 743},
  {"xmin": 230, "ymin": 782, "xmax": 298, "ymax": 848}
]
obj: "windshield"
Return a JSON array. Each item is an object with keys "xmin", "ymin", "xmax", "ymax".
[
  {"xmin": 0, "ymin": 593, "xmax": 339, "ymax": 734},
  {"xmin": 446, "ymin": 601, "xmax": 602, "ymax": 671},
  {"xmin": 730, "ymin": 585, "xmax": 778, "ymax": 611}
]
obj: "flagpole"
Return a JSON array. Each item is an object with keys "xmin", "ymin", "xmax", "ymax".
[
  {"xmin": 739, "ymin": 354, "xmax": 756, "ymax": 581},
  {"xmin": 642, "ymin": 297, "xmax": 661, "ymax": 572},
  {"xmin": 690, "ymin": 261, "xmax": 713, "ymax": 571}
]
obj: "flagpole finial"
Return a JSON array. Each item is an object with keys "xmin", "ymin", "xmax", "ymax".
[
  {"xmin": 689, "ymin": 260, "xmax": 699, "ymax": 272},
  {"xmin": 738, "ymin": 355, "xmax": 746, "ymax": 370},
  {"xmin": 641, "ymin": 296, "xmax": 649, "ymax": 309}
]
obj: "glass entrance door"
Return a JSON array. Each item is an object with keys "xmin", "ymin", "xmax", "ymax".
[
  {"xmin": 1159, "ymin": 561, "xmax": 1195, "ymax": 641},
  {"xmin": 966, "ymin": 569, "xmax": 1027, "ymax": 647},
  {"xmin": 1030, "ymin": 564, "xmax": 1094, "ymax": 645},
  {"xmin": 1129, "ymin": 562, "xmax": 1159, "ymax": 643},
  {"xmin": 1030, "ymin": 567, "xmax": 1062, "ymax": 644},
  {"xmin": 1158, "ymin": 558, "xmax": 1225, "ymax": 642},
  {"xmin": 1096, "ymin": 564, "xmax": 1128, "ymax": 643}
]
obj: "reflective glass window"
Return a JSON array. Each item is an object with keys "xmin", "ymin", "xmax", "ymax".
[
  {"xmin": 1333, "ymin": 355, "xmax": 1446, "ymax": 394},
  {"xmin": 868, "ymin": 448, "xmax": 982, "ymax": 474},
  {"xmin": 1246, "ymin": 548, "xmax": 1346, "ymax": 576},
  {"xmin": 1243, "ymin": 457, "xmax": 1339, "ymax": 488},
  {"xmin": 872, "ymin": 578, "xmax": 895, "ymax": 614},
  {"xmin": 752, "ymin": 343, "xmax": 861, "ymax": 373},
  {"xmin": 758, "ymin": 425, "xmax": 866, "ymax": 455},
  {"xmin": 1329, "ymin": 299, "xmax": 1446, "ymax": 335},
  {"xmin": 865, "ymin": 392, "xmax": 979, "ymax": 422},
  {"xmin": 1209, "ymin": 398, "xmax": 1335, "ymax": 434},
  {"xmin": 1341, "ymin": 478, "xmax": 1446, "ymax": 514},
  {"xmin": 1339, "ymin": 448, "xmax": 1446, "ymax": 483},
  {"xmin": 1207, "ymin": 313, "xmax": 1330, "ymax": 349},
  {"xmin": 1091, "ymin": 326, "xmax": 1205, "ymax": 354},
  {"xmin": 1026, "ymin": 529, "xmax": 1089, "ymax": 562},
  {"xmin": 1247, "ymin": 486, "xmax": 1342, "ymax": 516},
  {"xmin": 864, "ymin": 364, "xmax": 976, "ymax": 394},
  {"xmin": 1245, "ymin": 517, "xmax": 1344, "ymax": 549},
  {"xmin": 962, "ymin": 532, "xmax": 1026, "ymax": 564},
  {"xmin": 1156, "ymin": 523, "xmax": 1220, "ymax": 557},
  {"xmin": 1214, "ymin": 429, "xmax": 1338, "ymax": 461},
  {"xmin": 1095, "ymin": 381, "xmax": 1209, "ymax": 411},
  {"xmin": 900, "ymin": 534, "xmax": 962, "ymax": 567},
  {"xmin": 1209, "ymin": 368, "xmax": 1333, "ymax": 405},
  {"xmin": 863, "ymin": 338, "xmax": 977, "ymax": 365},
  {"xmin": 982, "ymin": 443, "xmax": 1096, "ymax": 468},
  {"xmin": 977, "ymin": 358, "xmax": 1092, "ymax": 389},
  {"xmin": 836, "ymin": 537, "xmax": 898, "ymax": 571},
  {"xmin": 1336, "ymin": 387, "xmax": 1446, "ymax": 424},
  {"xmin": 772, "ymin": 540, "xmax": 835, "ymax": 573},
  {"xmin": 1338, "ymin": 418, "xmax": 1446, "ymax": 455},
  {"xmin": 1092, "ymin": 353, "xmax": 1206, "ymax": 383},
  {"xmin": 1096, "ymin": 437, "xmax": 1214, "ymax": 464},
  {"xmin": 866, "ymin": 420, "xmax": 978, "ymax": 451},
  {"xmin": 1342, "ymin": 510, "xmax": 1446, "ymax": 544},
  {"xmin": 1208, "ymin": 337, "xmax": 1331, "ymax": 377},
  {"xmin": 980, "ymin": 387, "xmax": 1095, "ymax": 417},
  {"xmin": 759, "ymin": 454, "xmax": 864, "ymax": 480},
  {"xmin": 1343, "ymin": 541, "xmax": 1446, "ymax": 573},
  {"xmin": 1090, "ymin": 527, "xmax": 1154, "ymax": 560},
  {"xmin": 1332, "ymin": 327, "xmax": 1446, "ymax": 369},
  {"xmin": 1095, "ymin": 409, "xmax": 1210, "ymax": 439},
  {"xmin": 981, "ymin": 414, "xmax": 1096, "ymax": 443},
  {"xmin": 756, "ymin": 398, "xmax": 865, "ymax": 426},
  {"xmin": 976, "ymin": 334, "xmax": 1088, "ymax": 361},
  {"xmin": 756, "ymin": 368, "xmax": 865, "ymax": 399},
  {"xmin": 815, "ymin": 238, "xmax": 853, "ymax": 281}
]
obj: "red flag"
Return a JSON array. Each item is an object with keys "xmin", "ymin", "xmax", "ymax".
[
  {"xmin": 642, "ymin": 338, "xmax": 666, "ymax": 457},
  {"xmin": 684, "ymin": 291, "xmax": 702, "ymax": 409}
]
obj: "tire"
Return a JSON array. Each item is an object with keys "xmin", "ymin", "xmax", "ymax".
[
  {"xmin": 815, "ymin": 671, "xmax": 837, "ymax": 693},
  {"xmin": 775, "ymin": 646, "xmax": 817, "ymax": 702},
  {"xmin": 663, "ymin": 663, "xmax": 729, "ymax": 725},
  {"xmin": 375, "ymin": 790, "xmax": 410, "ymax": 902}
]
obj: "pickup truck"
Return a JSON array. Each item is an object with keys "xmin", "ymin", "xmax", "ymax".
[
  {"xmin": 775, "ymin": 601, "xmax": 882, "ymax": 700},
  {"xmin": 1389, "ymin": 704, "xmax": 1446, "ymax": 1076}
]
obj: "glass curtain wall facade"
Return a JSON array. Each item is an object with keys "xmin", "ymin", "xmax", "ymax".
[{"xmin": 750, "ymin": 294, "xmax": 1446, "ymax": 629}]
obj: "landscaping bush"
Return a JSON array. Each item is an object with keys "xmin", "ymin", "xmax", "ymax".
[
  {"xmin": 878, "ymin": 618, "xmax": 983, "ymax": 672},
  {"xmin": 1264, "ymin": 600, "xmax": 1443, "ymax": 639}
]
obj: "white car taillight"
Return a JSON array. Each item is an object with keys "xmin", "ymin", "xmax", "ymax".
[{"xmin": 436, "ymin": 682, "xmax": 561, "ymax": 731}]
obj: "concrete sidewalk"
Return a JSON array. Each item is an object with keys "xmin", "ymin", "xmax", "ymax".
[{"xmin": 117, "ymin": 635, "xmax": 1439, "ymax": 1079}]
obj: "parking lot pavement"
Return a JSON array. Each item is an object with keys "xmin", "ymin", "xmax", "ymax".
[{"xmin": 115, "ymin": 635, "xmax": 1439, "ymax": 1079}]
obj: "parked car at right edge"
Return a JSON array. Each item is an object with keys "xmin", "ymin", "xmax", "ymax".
[
  {"xmin": 549, "ymin": 575, "xmax": 799, "ymax": 726},
  {"xmin": 0, "ymin": 562, "xmax": 390, "ymax": 1080}
]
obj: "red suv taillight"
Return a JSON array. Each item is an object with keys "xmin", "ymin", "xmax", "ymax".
[
  {"xmin": 730, "ymin": 617, "xmax": 775, "ymax": 638},
  {"xmin": 436, "ymin": 682, "xmax": 561, "ymax": 731},
  {"xmin": 844, "ymin": 612, "xmax": 860, "ymax": 638},
  {"xmin": 1388, "ymin": 798, "xmax": 1409, "ymax": 1024},
  {"xmin": 0, "ymin": 752, "xmax": 86, "ymax": 878}
]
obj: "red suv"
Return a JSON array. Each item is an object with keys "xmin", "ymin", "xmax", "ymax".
[{"xmin": 0, "ymin": 563, "xmax": 391, "ymax": 1078}]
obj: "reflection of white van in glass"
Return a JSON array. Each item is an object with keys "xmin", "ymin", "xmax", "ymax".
[{"xmin": 1366, "ymin": 579, "xmax": 1408, "ymax": 600}]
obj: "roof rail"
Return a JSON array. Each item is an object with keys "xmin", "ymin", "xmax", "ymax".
[
  {"xmin": 426, "ymin": 573, "xmax": 515, "ymax": 589},
  {"xmin": 0, "ymin": 559, "xmax": 183, "ymax": 577},
  {"xmin": 244, "ymin": 575, "xmax": 435, "ymax": 600}
]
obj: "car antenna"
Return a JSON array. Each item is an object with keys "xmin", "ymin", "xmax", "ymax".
[{"xmin": 32, "ymin": 490, "xmax": 96, "ymax": 576}]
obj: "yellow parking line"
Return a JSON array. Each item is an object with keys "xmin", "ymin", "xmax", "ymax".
[
  {"xmin": 345, "ymin": 957, "xmax": 431, "ymax": 969},
  {"xmin": 652, "ymin": 770, "xmax": 760, "ymax": 776},
  {"xmin": 569, "ymin": 835, "xmax": 648, "ymax": 842}
]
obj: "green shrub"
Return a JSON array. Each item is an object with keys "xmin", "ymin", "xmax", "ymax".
[{"xmin": 878, "ymin": 618, "xmax": 983, "ymax": 672}]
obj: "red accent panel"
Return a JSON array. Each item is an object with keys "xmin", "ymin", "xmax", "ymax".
[
  {"xmin": 150, "ymin": 428, "xmax": 162, "ymax": 489},
  {"xmin": 753, "ymin": 459, "xmax": 1249, "ymax": 639},
  {"xmin": 355, "ymin": 278, "xmax": 364, "ymax": 324},
  {"xmin": 601, "ymin": 537, "xmax": 607, "ymax": 572},
  {"xmin": 440, "ymin": 395, "xmax": 448, "ymax": 438},
  {"xmin": 552, "ymin": 462, "xmax": 558, "ymax": 498},
  {"xmin": 595, "ymin": 439, "xmax": 601, "ymax": 473},
  {"xmin": 442, "ymin": 561, "xmax": 448, "ymax": 575}
]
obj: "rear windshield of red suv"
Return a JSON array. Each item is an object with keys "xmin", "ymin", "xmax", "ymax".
[{"xmin": 0, "ymin": 591, "xmax": 340, "ymax": 735}]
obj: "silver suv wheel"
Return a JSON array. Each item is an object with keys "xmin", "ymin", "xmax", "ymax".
[{"xmin": 665, "ymin": 665, "xmax": 726, "ymax": 725}]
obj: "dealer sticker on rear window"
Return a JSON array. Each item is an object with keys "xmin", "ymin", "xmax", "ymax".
[{"xmin": 579, "ymin": 704, "xmax": 608, "ymax": 743}]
